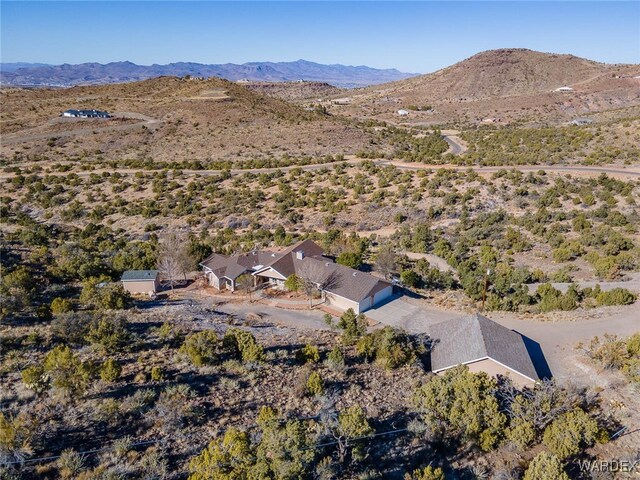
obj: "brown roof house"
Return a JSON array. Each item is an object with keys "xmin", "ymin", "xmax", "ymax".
[
  {"xmin": 200, "ymin": 239, "xmax": 393, "ymax": 314},
  {"xmin": 121, "ymin": 270, "xmax": 160, "ymax": 296},
  {"xmin": 428, "ymin": 313, "xmax": 539, "ymax": 388}
]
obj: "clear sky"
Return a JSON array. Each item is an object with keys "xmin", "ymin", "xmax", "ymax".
[{"xmin": 1, "ymin": 1, "xmax": 639, "ymax": 73}]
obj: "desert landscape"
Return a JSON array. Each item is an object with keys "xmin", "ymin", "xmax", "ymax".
[{"xmin": 1, "ymin": 22, "xmax": 640, "ymax": 480}]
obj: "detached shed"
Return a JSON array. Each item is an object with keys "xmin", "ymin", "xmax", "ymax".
[{"xmin": 121, "ymin": 270, "xmax": 160, "ymax": 295}]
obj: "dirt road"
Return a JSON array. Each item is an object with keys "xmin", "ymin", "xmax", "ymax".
[
  {"xmin": 2, "ymin": 158, "xmax": 639, "ymax": 180},
  {"xmin": 526, "ymin": 272, "xmax": 640, "ymax": 294},
  {"xmin": 440, "ymin": 130, "xmax": 468, "ymax": 155},
  {"xmin": 490, "ymin": 305, "xmax": 640, "ymax": 383}
]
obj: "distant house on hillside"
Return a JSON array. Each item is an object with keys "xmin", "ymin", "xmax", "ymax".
[
  {"xmin": 200, "ymin": 239, "xmax": 393, "ymax": 314},
  {"xmin": 62, "ymin": 109, "xmax": 111, "ymax": 118},
  {"xmin": 121, "ymin": 270, "xmax": 160, "ymax": 295},
  {"xmin": 397, "ymin": 109, "xmax": 409, "ymax": 116},
  {"xmin": 428, "ymin": 313, "xmax": 540, "ymax": 388},
  {"xmin": 554, "ymin": 86, "xmax": 574, "ymax": 93},
  {"xmin": 571, "ymin": 118, "xmax": 593, "ymax": 126}
]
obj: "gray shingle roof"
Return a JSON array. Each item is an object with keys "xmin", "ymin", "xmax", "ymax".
[
  {"xmin": 291, "ymin": 257, "xmax": 391, "ymax": 303},
  {"xmin": 121, "ymin": 270, "xmax": 159, "ymax": 281},
  {"xmin": 200, "ymin": 251, "xmax": 278, "ymax": 281},
  {"xmin": 428, "ymin": 313, "xmax": 538, "ymax": 382}
]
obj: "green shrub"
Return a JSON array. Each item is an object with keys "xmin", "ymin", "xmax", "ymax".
[
  {"xmin": 295, "ymin": 344, "xmax": 319, "ymax": 364},
  {"xmin": 181, "ymin": 330, "xmax": 220, "ymax": 366},
  {"xmin": 51, "ymin": 297, "xmax": 73, "ymax": 315},
  {"xmin": 86, "ymin": 315, "xmax": 131, "ymax": 352},
  {"xmin": 151, "ymin": 366, "xmax": 164, "ymax": 382},
  {"xmin": 337, "ymin": 308, "xmax": 367, "ymax": 345},
  {"xmin": 80, "ymin": 277, "xmax": 132, "ymax": 310},
  {"xmin": 543, "ymin": 409, "xmax": 598, "ymax": 459},
  {"xmin": 595, "ymin": 288, "xmax": 636, "ymax": 306},
  {"xmin": 99, "ymin": 358, "xmax": 122, "ymax": 382},
  {"xmin": 306, "ymin": 370, "xmax": 324, "ymax": 396},
  {"xmin": 0, "ymin": 412, "xmax": 33, "ymax": 465},
  {"xmin": 413, "ymin": 365, "xmax": 506, "ymax": 451},
  {"xmin": 537, "ymin": 284, "xmax": 578, "ymax": 312},
  {"xmin": 325, "ymin": 346, "xmax": 345, "ymax": 371},
  {"xmin": 21, "ymin": 365, "xmax": 50, "ymax": 394},
  {"xmin": 223, "ymin": 328, "xmax": 264, "ymax": 362},
  {"xmin": 404, "ymin": 466, "xmax": 445, "ymax": 480},
  {"xmin": 400, "ymin": 269, "xmax": 420, "ymax": 287},
  {"xmin": 336, "ymin": 251, "xmax": 363, "ymax": 269},
  {"xmin": 523, "ymin": 452, "xmax": 569, "ymax": 480},
  {"xmin": 337, "ymin": 405, "xmax": 374, "ymax": 460},
  {"xmin": 43, "ymin": 345, "xmax": 91, "ymax": 396},
  {"xmin": 356, "ymin": 326, "xmax": 417, "ymax": 369},
  {"xmin": 284, "ymin": 274, "xmax": 302, "ymax": 292},
  {"xmin": 188, "ymin": 428, "xmax": 254, "ymax": 480}
]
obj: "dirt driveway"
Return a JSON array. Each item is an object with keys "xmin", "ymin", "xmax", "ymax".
[{"xmin": 490, "ymin": 304, "xmax": 640, "ymax": 384}]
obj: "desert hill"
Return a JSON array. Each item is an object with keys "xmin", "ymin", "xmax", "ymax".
[
  {"xmin": 335, "ymin": 49, "xmax": 640, "ymax": 124},
  {"xmin": 383, "ymin": 49, "xmax": 613, "ymax": 101},
  {"xmin": 0, "ymin": 76, "xmax": 379, "ymax": 164},
  {"xmin": 244, "ymin": 81, "xmax": 343, "ymax": 102}
]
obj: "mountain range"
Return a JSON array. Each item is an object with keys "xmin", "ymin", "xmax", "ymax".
[{"xmin": 0, "ymin": 59, "xmax": 417, "ymax": 88}]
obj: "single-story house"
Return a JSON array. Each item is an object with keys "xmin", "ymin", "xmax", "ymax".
[
  {"xmin": 63, "ymin": 109, "xmax": 111, "ymax": 118},
  {"xmin": 121, "ymin": 270, "xmax": 160, "ymax": 295},
  {"xmin": 200, "ymin": 250, "xmax": 279, "ymax": 291},
  {"xmin": 571, "ymin": 118, "xmax": 593, "ymax": 126},
  {"xmin": 427, "ymin": 313, "xmax": 539, "ymax": 388},
  {"xmin": 200, "ymin": 239, "xmax": 393, "ymax": 314}
]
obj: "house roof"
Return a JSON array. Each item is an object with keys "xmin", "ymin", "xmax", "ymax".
[
  {"xmin": 121, "ymin": 270, "xmax": 159, "ymax": 281},
  {"xmin": 200, "ymin": 250, "xmax": 278, "ymax": 281},
  {"xmin": 257, "ymin": 239, "xmax": 325, "ymax": 278},
  {"xmin": 254, "ymin": 239, "xmax": 391, "ymax": 304},
  {"xmin": 201, "ymin": 239, "xmax": 391, "ymax": 303},
  {"xmin": 294, "ymin": 257, "xmax": 391, "ymax": 303},
  {"xmin": 428, "ymin": 313, "xmax": 538, "ymax": 382}
]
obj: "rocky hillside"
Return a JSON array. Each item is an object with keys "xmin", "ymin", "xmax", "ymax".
[
  {"xmin": 337, "ymin": 49, "xmax": 640, "ymax": 124},
  {"xmin": 244, "ymin": 81, "xmax": 343, "ymax": 102},
  {"xmin": 0, "ymin": 76, "xmax": 381, "ymax": 164}
]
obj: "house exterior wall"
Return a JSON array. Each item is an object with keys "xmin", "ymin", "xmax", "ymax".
[
  {"xmin": 206, "ymin": 273, "xmax": 221, "ymax": 289},
  {"xmin": 255, "ymin": 269, "xmax": 287, "ymax": 281},
  {"xmin": 122, "ymin": 279, "xmax": 158, "ymax": 295},
  {"xmin": 325, "ymin": 292, "xmax": 362, "ymax": 313},
  {"xmin": 442, "ymin": 358, "xmax": 535, "ymax": 388},
  {"xmin": 372, "ymin": 285, "xmax": 393, "ymax": 306}
]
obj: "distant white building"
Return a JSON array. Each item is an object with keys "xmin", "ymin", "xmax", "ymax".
[
  {"xmin": 554, "ymin": 86, "xmax": 574, "ymax": 93},
  {"xmin": 63, "ymin": 109, "xmax": 110, "ymax": 118},
  {"xmin": 571, "ymin": 118, "xmax": 593, "ymax": 126},
  {"xmin": 397, "ymin": 109, "xmax": 409, "ymax": 116}
]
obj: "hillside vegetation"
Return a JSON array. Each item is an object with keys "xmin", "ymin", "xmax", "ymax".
[{"xmin": 0, "ymin": 77, "xmax": 381, "ymax": 164}]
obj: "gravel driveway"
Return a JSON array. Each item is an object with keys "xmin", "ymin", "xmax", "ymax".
[{"xmin": 365, "ymin": 295, "xmax": 462, "ymax": 332}]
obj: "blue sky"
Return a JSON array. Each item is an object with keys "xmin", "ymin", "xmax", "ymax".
[{"xmin": 1, "ymin": 1, "xmax": 639, "ymax": 73}]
